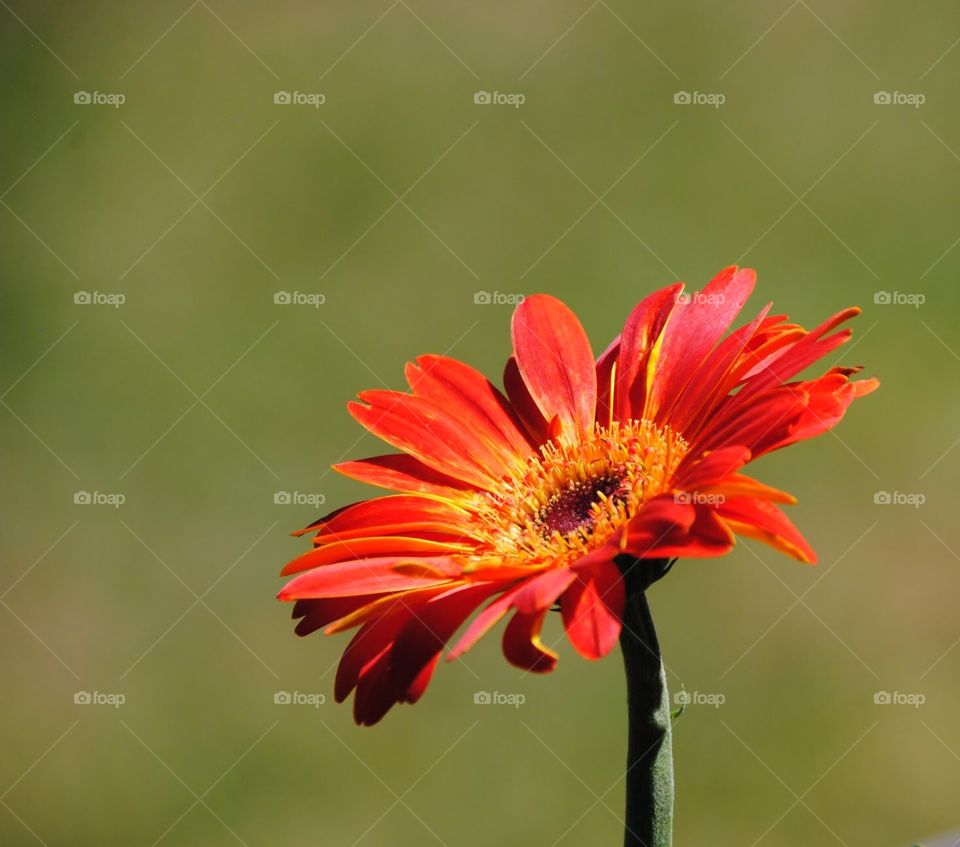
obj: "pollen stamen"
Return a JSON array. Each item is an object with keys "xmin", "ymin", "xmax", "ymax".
[{"xmin": 466, "ymin": 420, "xmax": 688, "ymax": 569}]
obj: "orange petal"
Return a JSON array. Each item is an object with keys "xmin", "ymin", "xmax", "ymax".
[
  {"xmin": 700, "ymin": 473, "xmax": 796, "ymax": 505},
  {"xmin": 717, "ymin": 497, "xmax": 816, "ymax": 564}
]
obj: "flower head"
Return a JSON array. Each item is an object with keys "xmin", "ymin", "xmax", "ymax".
[{"xmin": 278, "ymin": 267, "xmax": 878, "ymax": 724}]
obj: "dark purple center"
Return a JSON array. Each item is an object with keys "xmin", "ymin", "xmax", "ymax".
[{"xmin": 539, "ymin": 475, "xmax": 625, "ymax": 537}]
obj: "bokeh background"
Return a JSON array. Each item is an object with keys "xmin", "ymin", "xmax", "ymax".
[{"xmin": 1, "ymin": 2, "xmax": 959, "ymax": 845}]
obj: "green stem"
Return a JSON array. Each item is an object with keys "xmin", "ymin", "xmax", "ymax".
[{"xmin": 618, "ymin": 557, "xmax": 674, "ymax": 847}]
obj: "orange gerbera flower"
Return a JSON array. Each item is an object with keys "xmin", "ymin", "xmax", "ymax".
[{"xmin": 278, "ymin": 266, "xmax": 878, "ymax": 725}]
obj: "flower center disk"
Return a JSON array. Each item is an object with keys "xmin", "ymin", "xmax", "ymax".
[
  {"xmin": 468, "ymin": 420, "xmax": 688, "ymax": 570},
  {"xmin": 538, "ymin": 474, "xmax": 626, "ymax": 537}
]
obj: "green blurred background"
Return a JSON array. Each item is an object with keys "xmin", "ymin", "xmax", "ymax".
[{"xmin": 1, "ymin": 2, "xmax": 958, "ymax": 845}]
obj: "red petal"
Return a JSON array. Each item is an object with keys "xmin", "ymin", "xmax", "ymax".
[
  {"xmin": 560, "ymin": 562, "xmax": 624, "ymax": 660},
  {"xmin": 335, "ymin": 453, "xmax": 475, "ymax": 499},
  {"xmin": 387, "ymin": 582, "xmax": 500, "ymax": 703},
  {"xmin": 675, "ymin": 445, "xmax": 752, "ymax": 490},
  {"xmin": 347, "ymin": 582, "xmax": 500, "ymax": 725},
  {"xmin": 759, "ymin": 375, "xmax": 879, "ymax": 454},
  {"xmin": 278, "ymin": 557, "xmax": 455, "ymax": 599},
  {"xmin": 406, "ymin": 355, "xmax": 536, "ymax": 461},
  {"xmin": 404, "ymin": 656, "xmax": 438, "ymax": 704},
  {"xmin": 699, "ymin": 473, "xmax": 796, "ymax": 505},
  {"xmin": 623, "ymin": 500, "xmax": 734, "ymax": 559},
  {"xmin": 595, "ymin": 334, "xmax": 620, "ymax": 429},
  {"xmin": 511, "ymin": 294, "xmax": 597, "ymax": 440},
  {"xmin": 446, "ymin": 580, "xmax": 539, "ymax": 660},
  {"xmin": 735, "ymin": 307, "xmax": 861, "ymax": 401},
  {"xmin": 322, "ymin": 585, "xmax": 444, "ymax": 634},
  {"xmin": 352, "ymin": 655, "xmax": 397, "ymax": 725},
  {"xmin": 692, "ymin": 389, "xmax": 800, "ymax": 457},
  {"xmin": 502, "ymin": 610, "xmax": 557, "ymax": 672},
  {"xmin": 335, "ymin": 600, "xmax": 416, "ymax": 703},
  {"xmin": 512, "ymin": 567, "xmax": 577, "ymax": 615},
  {"xmin": 625, "ymin": 496, "xmax": 697, "ymax": 536},
  {"xmin": 646, "ymin": 267, "xmax": 756, "ymax": 422},
  {"xmin": 668, "ymin": 304, "xmax": 771, "ymax": 435},
  {"xmin": 503, "ymin": 356, "xmax": 550, "ymax": 443},
  {"xmin": 349, "ymin": 391, "xmax": 511, "ymax": 488},
  {"xmin": 615, "ymin": 283, "xmax": 683, "ymax": 422},
  {"xmin": 303, "ymin": 495, "xmax": 476, "ymax": 544},
  {"xmin": 696, "ymin": 370, "xmax": 878, "ymax": 460},
  {"xmin": 290, "ymin": 596, "xmax": 383, "ymax": 636},
  {"xmin": 281, "ymin": 536, "xmax": 473, "ymax": 575}
]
